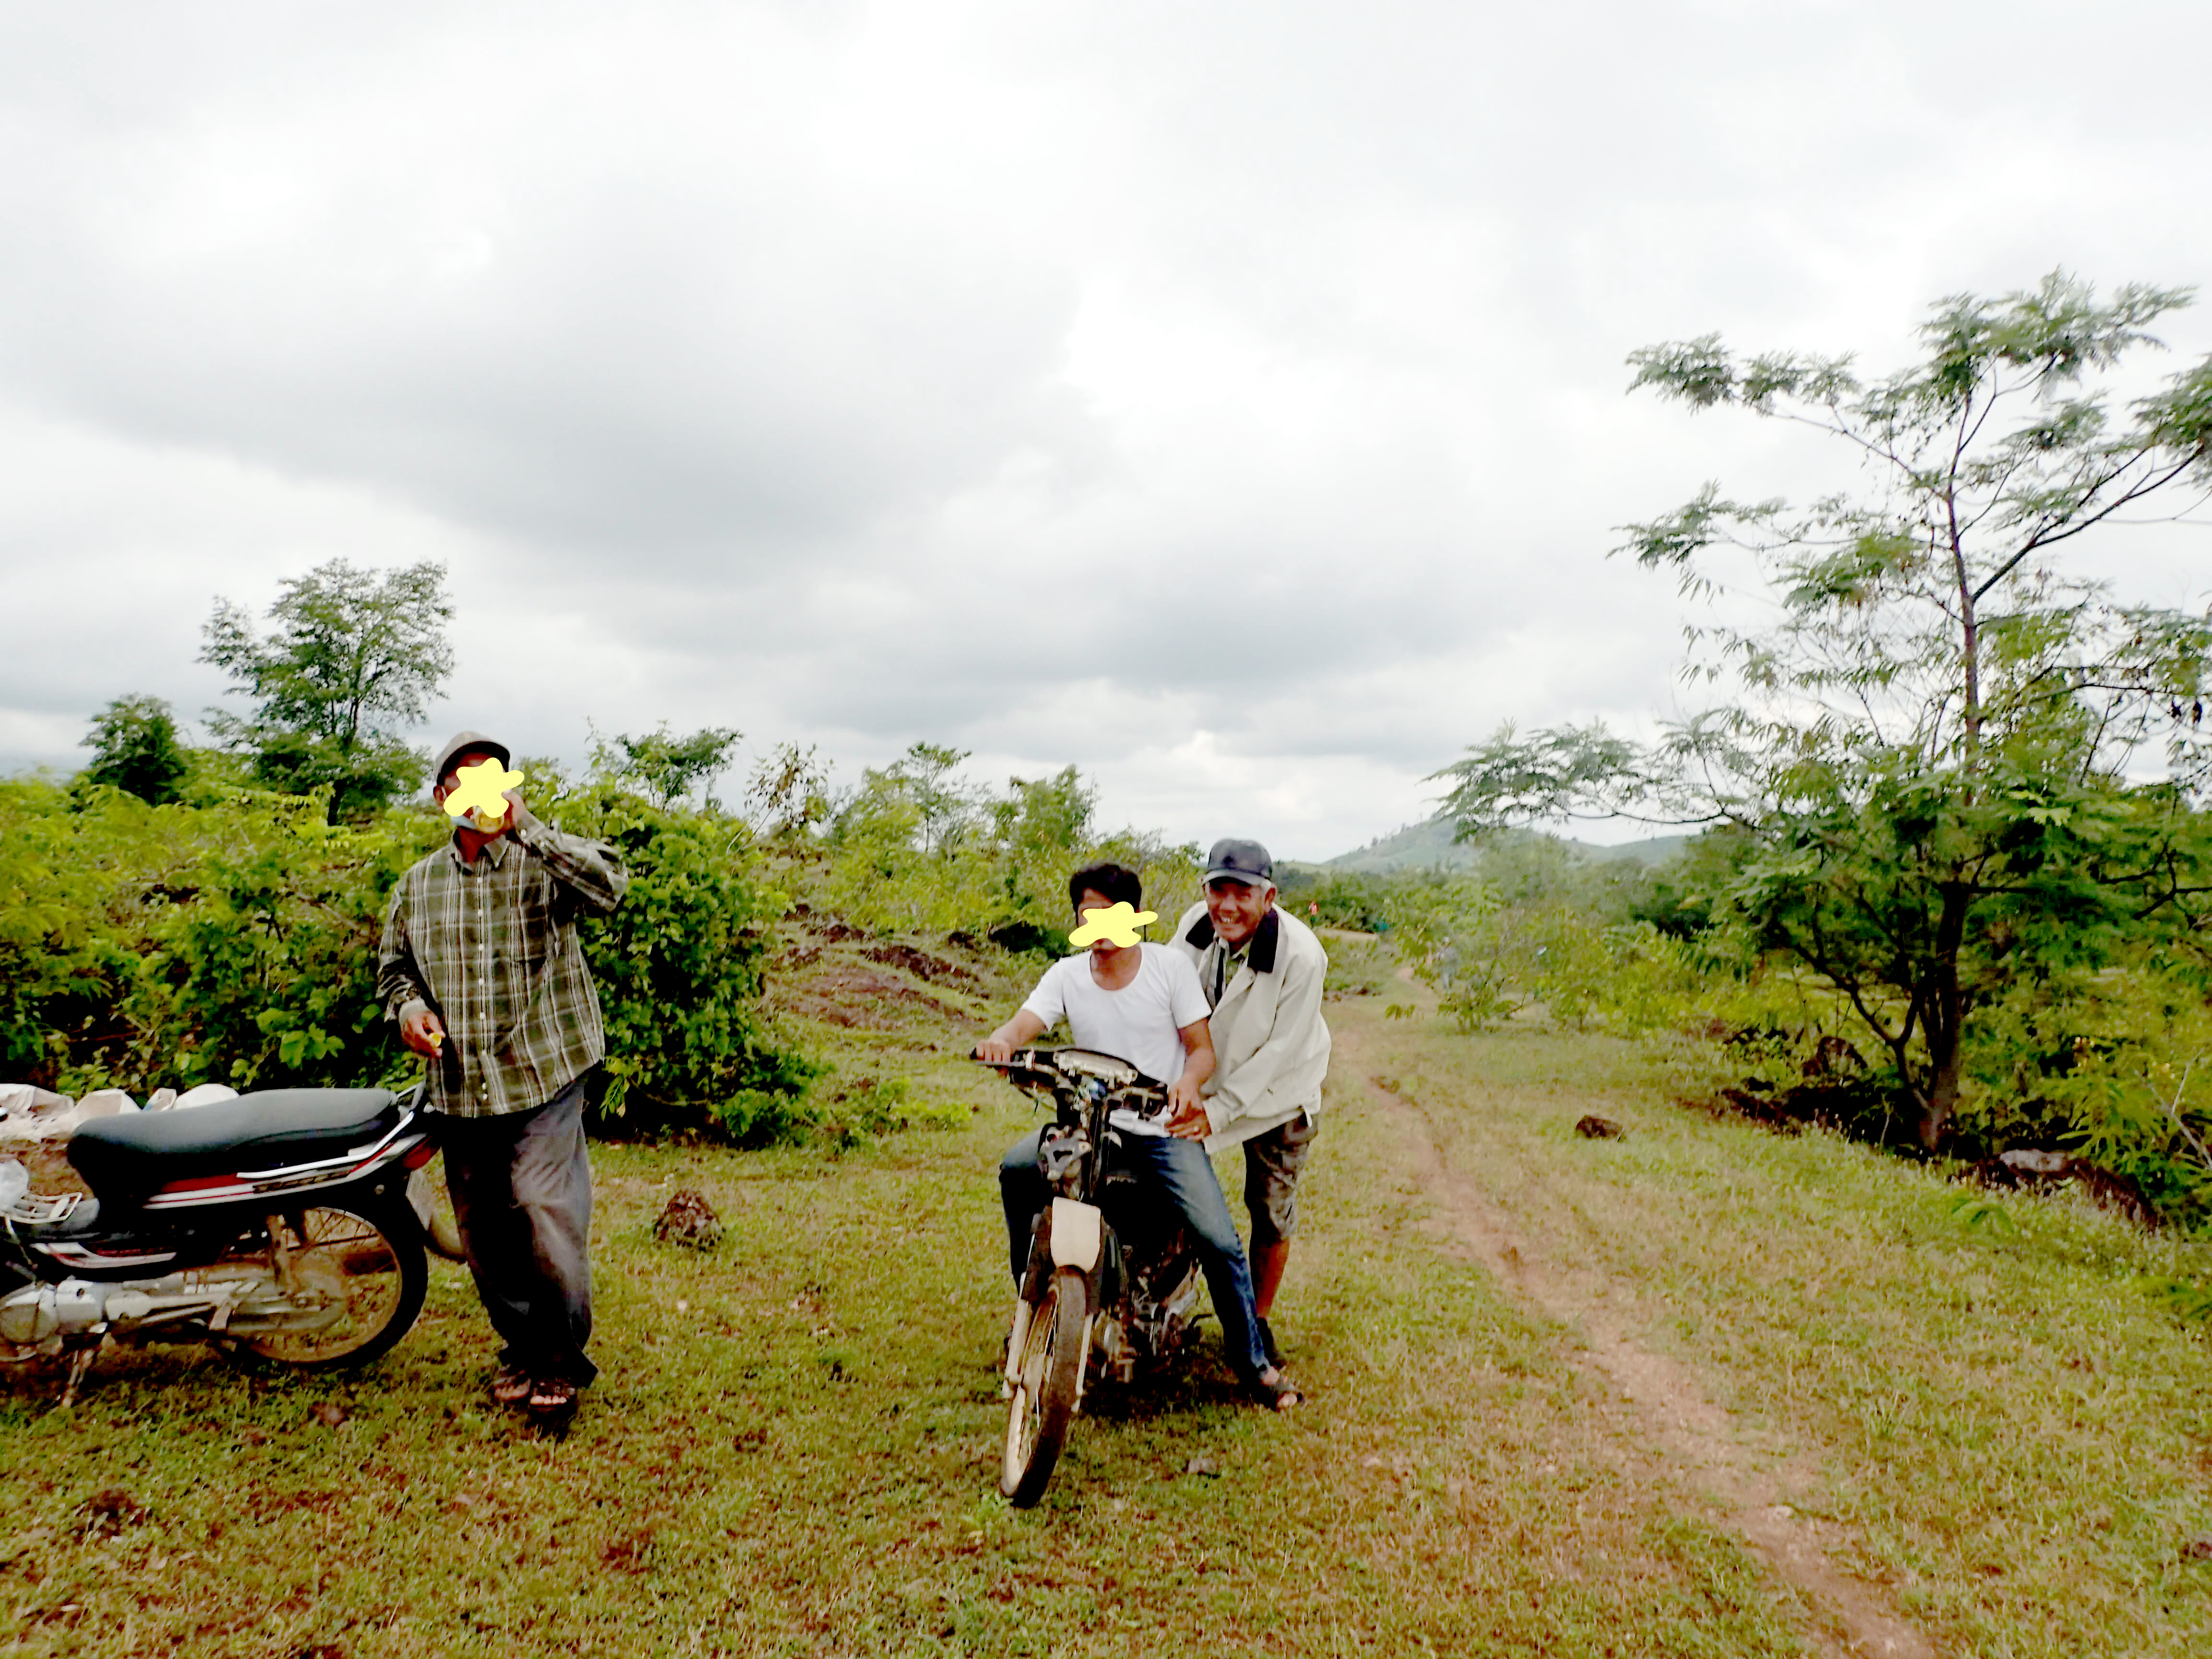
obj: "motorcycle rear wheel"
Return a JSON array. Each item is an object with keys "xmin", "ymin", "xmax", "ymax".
[
  {"xmin": 239, "ymin": 1204, "xmax": 427, "ymax": 1370},
  {"xmin": 1001, "ymin": 1267, "xmax": 1086, "ymax": 1508}
]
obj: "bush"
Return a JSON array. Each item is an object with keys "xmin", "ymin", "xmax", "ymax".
[
  {"xmin": 0, "ymin": 771, "xmax": 816, "ymax": 1144},
  {"xmin": 818, "ymin": 758, "xmax": 1201, "ymax": 948},
  {"xmin": 541, "ymin": 782, "xmax": 818, "ymax": 1138},
  {"xmin": 0, "ymin": 780, "xmax": 434, "ymax": 1093}
]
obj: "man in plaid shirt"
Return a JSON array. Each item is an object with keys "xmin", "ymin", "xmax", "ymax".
[{"xmin": 377, "ymin": 730, "xmax": 628, "ymax": 1417}]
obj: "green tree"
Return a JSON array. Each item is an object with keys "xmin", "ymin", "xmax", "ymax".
[
  {"xmin": 745, "ymin": 741, "xmax": 835, "ymax": 845},
  {"xmin": 1439, "ymin": 273, "xmax": 2212, "ymax": 1148},
  {"xmin": 200, "ymin": 559, "xmax": 453, "ymax": 821},
  {"xmin": 81, "ymin": 694, "xmax": 189, "ymax": 805},
  {"xmin": 592, "ymin": 723, "xmax": 744, "ymax": 808},
  {"xmin": 888, "ymin": 742, "xmax": 979, "ymax": 854}
]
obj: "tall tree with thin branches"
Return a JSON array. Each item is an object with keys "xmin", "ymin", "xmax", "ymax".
[{"xmin": 1439, "ymin": 273, "xmax": 2212, "ymax": 1146}]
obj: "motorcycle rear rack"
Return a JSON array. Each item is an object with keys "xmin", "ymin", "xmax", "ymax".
[{"xmin": 4, "ymin": 1192, "xmax": 83, "ymax": 1226}]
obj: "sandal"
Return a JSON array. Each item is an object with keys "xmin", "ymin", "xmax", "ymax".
[
  {"xmin": 527, "ymin": 1377, "xmax": 578, "ymax": 1415},
  {"xmin": 1247, "ymin": 1367, "xmax": 1302, "ymax": 1413},
  {"xmin": 489, "ymin": 1365, "xmax": 532, "ymax": 1407}
]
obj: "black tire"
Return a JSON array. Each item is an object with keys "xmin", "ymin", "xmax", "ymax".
[
  {"xmin": 1001, "ymin": 1267, "xmax": 1087, "ymax": 1508},
  {"xmin": 239, "ymin": 1203, "xmax": 428, "ymax": 1370}
]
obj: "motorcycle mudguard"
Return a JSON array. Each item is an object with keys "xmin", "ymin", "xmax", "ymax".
[{"xmin": 1048, "ymin": 1198, "xmax": 1102, "ymax": 1272}]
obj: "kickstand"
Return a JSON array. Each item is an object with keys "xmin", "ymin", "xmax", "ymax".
[{"xmin": 57, "ymin": 1340, "xmax": 101, "ymax": 1409}]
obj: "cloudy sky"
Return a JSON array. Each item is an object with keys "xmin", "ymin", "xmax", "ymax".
[{"xmin": 5, "ymin": 0, "xmax": 2211, "ymax": 859}]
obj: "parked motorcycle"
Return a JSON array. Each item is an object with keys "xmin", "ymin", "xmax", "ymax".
[
  {"xmin": 980, "ymin": 1046, "xmax": 1208, "ymax": 1507},
  {"xmin": 0, "ymin": 1083, "xmax": 444, "ymax": 1403}
]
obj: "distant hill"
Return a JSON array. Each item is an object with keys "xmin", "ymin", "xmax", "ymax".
[{"xmin": 1324, "ymin": 818, "xmax": 1687, "ymax": 874}]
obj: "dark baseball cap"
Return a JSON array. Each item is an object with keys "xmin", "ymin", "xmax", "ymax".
[
  {"xmin": 431, "ymin": 730, "xmax": 511, "ymax": 787},
  {"xmin": 1203, "ymin": 838, "xmax": 1275, "ymax": 888}
]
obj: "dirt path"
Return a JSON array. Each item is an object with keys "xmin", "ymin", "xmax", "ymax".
[{"xmin": 1341, "ymin": 1020, "xmax": 1935, "ymax": 1659}]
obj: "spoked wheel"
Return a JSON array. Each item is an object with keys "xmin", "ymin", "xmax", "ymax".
[
  {"xmin": 1001, "ymin": 1267, "xmax": 1087, "ymax": 1508},
  {"xmin": 238, "ymin": 1204, "xmax": 427, "ymax": 1370}
]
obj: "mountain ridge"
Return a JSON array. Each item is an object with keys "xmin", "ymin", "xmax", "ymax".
[{"xmin": 1320, "ymin": 817, "xmax": 1688, "ymax": 873}]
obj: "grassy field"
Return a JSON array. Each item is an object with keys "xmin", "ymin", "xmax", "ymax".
[
  {"xmin": 1362, "ymin": 1007, "xmax": 2212, "ymax": 1658},
  {"xmin": 3, "ymin": 927, "xmax": 2209, "ymax": 1656}
]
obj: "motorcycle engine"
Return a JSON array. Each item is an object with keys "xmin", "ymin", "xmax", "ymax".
[{"xmin": 0, "ymin": 1279, "xmax": 98, "ymax": 1355}]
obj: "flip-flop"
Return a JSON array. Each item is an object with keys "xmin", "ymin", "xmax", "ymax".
[
  {"xmin": 527, "ymin": 1377, "xmax": 578, "ymax": 1416},
  {"xmin": 489, "ymin": 1365, "xmax": 532, "ymax": 1407},
  {"xmin": 1248, "ymin": 1367, "xmax": 1302, "ymax": 1412}
]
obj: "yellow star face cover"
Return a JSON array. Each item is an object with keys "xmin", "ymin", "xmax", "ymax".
[
  {"xmin": 1068, "ymin": 901, "xmax": 1156, "ymax": 949},
  {"xmin": 444, "ymin": 758, "xmax": 527, "ymax": 830}
]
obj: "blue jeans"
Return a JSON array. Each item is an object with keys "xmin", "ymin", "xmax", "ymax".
[{"xmin": 999, "ymin": 1129, "xmax": 1270, "ymax": 1382}]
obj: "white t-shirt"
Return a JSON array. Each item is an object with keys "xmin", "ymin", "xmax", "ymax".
[{"xmin": 1020, "ymin": 946, "xmax": 1210, "ymax": 1083}]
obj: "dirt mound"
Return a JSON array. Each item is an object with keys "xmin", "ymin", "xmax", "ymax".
[
  {"xmin": 1972, "ymin": 1150, "xmax": 2160, "ymax": 1228},
  {"xmin": 788, "ymin": 903, "xmax": 865, "ymax": 944},
  {"xmin": 861, "ymin": 942, "xmax": 978, "ymax": 986},
  {"xmin": 781, "ymin": 964, "xmax": 968, "ymax": 1030}
]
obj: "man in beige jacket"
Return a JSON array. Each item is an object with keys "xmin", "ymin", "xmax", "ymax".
[{"xmin": 1166, "ymin": 838, "xmax": 1331, "ymax": 1367}]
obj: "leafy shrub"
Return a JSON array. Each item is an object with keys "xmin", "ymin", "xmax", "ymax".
[
  {"xmin": 0, "ymin": 770, "xmax": 816, "ymax": 1144},
  {"xmin": 1956, "ymin": 967, "xmax": 2212, "ymax": 1227},
  {"xmin": 818, "ymin": 757, "xmax": 1201, "ymax": 946},
  {"xmin": 543, "ymin": 782, "xmax": 818, "ymax": 1138}
]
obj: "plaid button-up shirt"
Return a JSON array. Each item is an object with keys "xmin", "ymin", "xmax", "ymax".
[{"xmin": 376, "ymin": 806, "xmax": 628, "ymax": 1118}]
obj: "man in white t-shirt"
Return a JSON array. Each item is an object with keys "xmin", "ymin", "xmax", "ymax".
[{"xmin": 977, "ymin": 861, "xmax": 1298, "ymax": 1408}]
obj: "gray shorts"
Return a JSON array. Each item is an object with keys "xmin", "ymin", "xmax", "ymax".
[{"xmin": 1241, "ymin": 1110, "xmax": 1319, "ymax": 1244}]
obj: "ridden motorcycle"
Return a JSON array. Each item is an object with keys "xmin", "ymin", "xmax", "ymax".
[
  {"xmin": 0, "ymin": 1083, "xmax": 446, "ymax": 1402},
  {"xmin": 980, "ymin": 1046, "xmax": 1209, "ymax": 1507}
]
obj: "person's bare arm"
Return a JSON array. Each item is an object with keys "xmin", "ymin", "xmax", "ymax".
[
  {"xmin": 975, "ymin": 1009, "xmax": 1048, "ymax": 1064},
  {"xmin": 1166, "ymin": 1019, "xmax": 1216, "ymax": 1136}
]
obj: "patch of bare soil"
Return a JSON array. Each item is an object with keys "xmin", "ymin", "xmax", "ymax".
[
  {"xmin": 1345, "ymin": 1030, "xmax": 1934, "ymax": 1659},
  {"xmin": 777, "ymin": 963, "xmax": 970, "ymax": 1031},
  {"xmin": 861, "ymin": 942, "xmax": 981, "ymax": 988}
]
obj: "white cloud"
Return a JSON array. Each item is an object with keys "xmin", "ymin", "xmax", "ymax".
[{"xmin": 5, "ymin": 0, "xmax": 2212, "ymax": 858}]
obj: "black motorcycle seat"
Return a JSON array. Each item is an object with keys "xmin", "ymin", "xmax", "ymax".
[{"xmin": 68, "ymin": 1089, "xmax": 403, "ymax": 1207}]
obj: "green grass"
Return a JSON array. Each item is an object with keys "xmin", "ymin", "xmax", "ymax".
[
  {"xmin": 1379, "ymin": 1013, "xmax": 2212, "ymax": 1658},
  {"xmin": 12, "ymin": 929, "xmax": 2206, "ymax": 1656},
  {"xmin": 3, "ymin": 1011, "xmax": 1814, "ymax": 1657}
]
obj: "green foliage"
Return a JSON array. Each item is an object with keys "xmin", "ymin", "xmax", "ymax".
[
  {"xmin": 1525, "ymin": 913, "xmax": 1704, "ymax": 1035},
  {"xmin": 1279, "ymin": 870, "xmax": 1400, "ymax": 932},
  {"xmin": 200, "ymin": 558, "xmax": 453, "ymax": 821},
  {"xmin": 1388, "ymin": 875, "xmax": 1515, "ymax": 1032},
  {"xmin": 1956, "ymin": 964, "xmax": 2212, "ymax": 1227},
  {"xmin": 149, "ymin": 802, "xmax": 443, "ymax": 1093},
  {"xmin": 745, "ymin": 741, "xmax": 835, "ymax": 844},
  {"xmin": 537, "ymin": 777, "xmax": 818, "ymax": 1139},
  {"xmin": 1440, "ymin": 273, "xmax": 2212, "ymax": 1150},
  {"xmin": 80, "ymin": 694, "xmax": 189, "ymax": 805},
  {"xmin": 757, "ymin": 1070, "xmax": 968, "ymax": 1150},
  {"xmin": 592, "ymin": 723, "xmax": 744, "ymax": 808},
  {"xmin": 0, "ymin": 769, "xmax": 815, "ymax": 1144},
  {"xmin": 820, "ymin": 751, "xmax": 1200, "ymax": 946},
  {"xmin": 1281, "ymin": 835, "xmax": 1708, "ymax": 1037},
  {"xmin": 0, "ymin": 780, "xmax": 140, "ymax": 1080},
  {"xmin": 0, "ymin": 777, "xmax": 443, "ymax": 1093}
]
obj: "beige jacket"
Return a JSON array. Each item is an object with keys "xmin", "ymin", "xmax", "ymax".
[{"xmin": 1169, "ymin": 901, "xmax": 1332, "ymax": 1150}]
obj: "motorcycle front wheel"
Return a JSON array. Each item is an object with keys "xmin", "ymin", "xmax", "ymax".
[
  {"xmin": 1001, "ymin": 1266, "xmax": 1087, "ymax": 1508},
  {"xmin": 240, "ymin": 1203, "xmax": 428, "ymax": 1370}
]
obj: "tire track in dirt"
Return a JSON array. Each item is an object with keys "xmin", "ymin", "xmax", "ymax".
[{"xmin": 1347, "ymin": 1039, "xmax": 1933, "ymax": 1659}]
